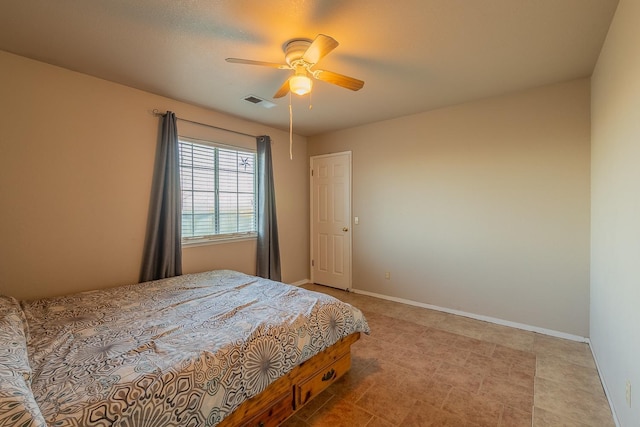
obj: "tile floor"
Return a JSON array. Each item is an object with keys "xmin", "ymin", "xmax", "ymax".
[{"xmin": 281, "ymin": 284, "xmax": 615, "ymax": 427}]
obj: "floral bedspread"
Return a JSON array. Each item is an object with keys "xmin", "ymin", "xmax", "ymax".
[{"xmin": 21, "ymin": 270, "xmax": 369, "ymax": 426}]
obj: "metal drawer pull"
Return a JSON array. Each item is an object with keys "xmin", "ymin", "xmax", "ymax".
[{"xmin": 321, "ymin": 368, "xmax": 336, "ymax": 381}]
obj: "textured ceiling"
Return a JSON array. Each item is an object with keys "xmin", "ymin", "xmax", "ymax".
[{"xmin": 0, "ymin": 0, "xmax": 618, "ymax": 136}]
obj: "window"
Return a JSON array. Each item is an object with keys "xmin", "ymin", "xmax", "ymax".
[{"xmin": 179, "ymin": 137, "xmax": 256, "ymax": 244}]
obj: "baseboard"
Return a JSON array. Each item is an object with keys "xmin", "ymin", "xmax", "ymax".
[
  {"xmin": 351, "ymin": 288, "xmax": 589, "ymax": 343},
  {"xmin": 587, "ymin": 339, "xmax": 622, "ymax": 427},
  {"xmin": 289, "ymin": 278, "xmax": 310, "ymax": 287}
]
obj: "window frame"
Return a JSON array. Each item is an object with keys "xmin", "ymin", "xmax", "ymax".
[{"xmin": 178, "ymin": 136, "xmax": 258, "ymax": 247}]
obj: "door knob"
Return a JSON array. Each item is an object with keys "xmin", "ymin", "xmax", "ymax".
[{"xmin": 342, "ymin": 227, "xmax": 349, "ymax": 232}]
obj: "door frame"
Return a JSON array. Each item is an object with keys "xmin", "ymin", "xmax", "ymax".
[{"xmin": 309, "ymin": 151, "xmax": 353, "ymax": 290}]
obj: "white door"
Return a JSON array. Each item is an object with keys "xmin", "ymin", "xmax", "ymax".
[{"xmin": 310, "ymin": 152, "xmax": 352, "ymax": 290}]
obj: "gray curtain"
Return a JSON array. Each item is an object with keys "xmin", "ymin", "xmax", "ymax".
[
  {"xmin": 256, "ymin": 135, "xmax": 281, "ymax": 281},
  {"xmin": 140, "ymin": 111, "xmax": 182, "ymax": 282}
]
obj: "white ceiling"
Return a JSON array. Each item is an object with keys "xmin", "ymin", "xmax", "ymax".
[{"xmin": 0, "ymin": 0, "xmax": 618, "ymax": 136}]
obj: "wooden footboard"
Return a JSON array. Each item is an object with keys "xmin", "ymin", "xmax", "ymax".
[{"xmin": 218, "ymin": 332, "xmax": 361, "ymax": 427}]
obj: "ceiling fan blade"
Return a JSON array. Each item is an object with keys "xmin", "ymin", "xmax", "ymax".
[
  {"xmin": 314, "ymin": 70, "xmax": 364, "ymax": 91},
  {"xmin": 225, "ymin": 58, "xmax": 290, "ymax": 69},
  {"xmin": 273, "ymin": 78, "xmax": 291, "ymax": 98},
  {"xmin": 302, "ymin": 34, "xmax": 339, "ymax": 64}
]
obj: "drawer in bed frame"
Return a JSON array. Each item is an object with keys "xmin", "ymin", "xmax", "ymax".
[
  {"xmin": 220, "ymin": 332, "xmax": 361, "ymax": 427},
  {"xmin": 296, "ymin": 352, "xmax": 351, "ymax": 408}
]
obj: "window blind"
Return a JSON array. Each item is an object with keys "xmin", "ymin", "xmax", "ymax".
[{"xmin": 179, "ymin": 139, "xmax": 256, "ymax": 240}]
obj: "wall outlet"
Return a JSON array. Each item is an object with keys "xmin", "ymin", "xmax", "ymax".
[
  {"xmin": 384, "ymin": 272, "xmax": 390, "ymax": 280},
  {"xmin": 626, "ymin": 380, "xmax": 632, "ymax": 407}
]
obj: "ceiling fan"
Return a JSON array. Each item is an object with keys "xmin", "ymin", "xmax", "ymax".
[{"xmin": 226, "ymin": 34, "xmax": 364, "ymax": 99}]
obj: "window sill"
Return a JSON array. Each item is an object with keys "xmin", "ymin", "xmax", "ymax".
[{"xmin": 182, "ymin": 234, "xmax": 257, "ymax": 248}]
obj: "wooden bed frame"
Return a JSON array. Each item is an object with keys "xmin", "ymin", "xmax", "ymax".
[{"xmin": 218, "ymin": 332, "xmax": 361, "ymax": 427}]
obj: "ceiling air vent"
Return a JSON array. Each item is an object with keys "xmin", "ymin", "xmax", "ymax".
[{"xmin": 243, "ymin": 95, "xmax": 276, "ymax": 109}]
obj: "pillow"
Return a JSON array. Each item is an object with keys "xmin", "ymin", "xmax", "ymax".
[
  {"xmin": 0, "ymin": 374, "xmax": 47, "ymax": 427},
  {"xmin": 0, "ymin": 295, "xmax": 47, "ymax": 426},
  {"xmin": 0, "ymin": 296, "xmax": 31, "ymax": 378}
]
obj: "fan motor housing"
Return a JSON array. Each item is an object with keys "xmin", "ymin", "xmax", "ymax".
[{"xmin": 283, "ymin": 38, "xmax": 312, "ymax": 66}]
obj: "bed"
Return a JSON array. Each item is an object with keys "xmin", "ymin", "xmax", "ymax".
[{"xmin": 0, "ymin": 270, "xmax": 369, "ymax": 426}]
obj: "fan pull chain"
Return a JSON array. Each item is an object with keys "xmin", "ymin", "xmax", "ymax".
[
  {"xmin": 309, "ymin": 91, "xmax": 313, "ymax": 110},
  {"xmin": 289, "ymin": 92, "xmax": 293, "ymax": 160}
]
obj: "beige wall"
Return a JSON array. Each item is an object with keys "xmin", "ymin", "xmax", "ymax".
[
  {"xmin": 309, "ymin": 79, "xmax": 591, "ymax": 336},
  {"xmin": 591, "ymin": 0, "xmax": 640, "ymax": 424},
  {"xmin": 0, "ymin": 51, "xmax": 309, "ymax": 300}
]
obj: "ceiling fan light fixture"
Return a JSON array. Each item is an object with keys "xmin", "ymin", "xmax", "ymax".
[
  {"xmin": 289, "ymin": 74, "xmax": 312, "ymax": 96},
  {"xmin": 226, "ymin": 34, "xmax": 363, "ymax": 99}
]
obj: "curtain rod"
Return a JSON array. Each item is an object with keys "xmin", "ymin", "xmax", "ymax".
[{"xmin": 152, "ymin": 109, "xmax": 258, "ymax": 139}]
